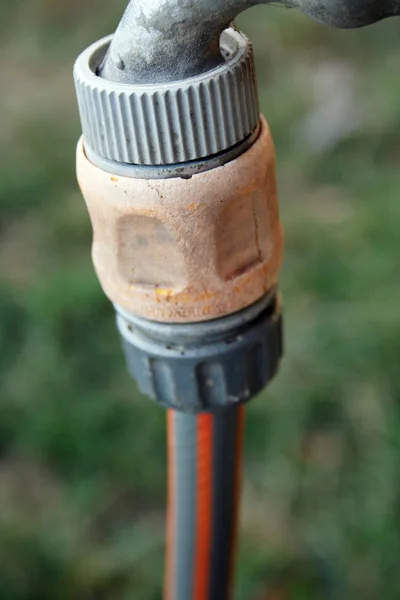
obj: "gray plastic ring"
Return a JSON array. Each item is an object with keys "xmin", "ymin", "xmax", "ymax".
[
  {"xmin": 74, "ymin": 28, "xmax": 259, "ymax": 166},
  {"xmin": 116, "ymin": 292, "xmax": 283, "ymax": 412}
]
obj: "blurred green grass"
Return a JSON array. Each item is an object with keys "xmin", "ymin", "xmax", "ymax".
[{"xmin": 1, "ymin": 1, "xmax": 400, "ymax": 598}]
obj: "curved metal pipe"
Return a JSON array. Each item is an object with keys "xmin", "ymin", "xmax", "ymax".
[
  {"xmin": 99, "ymin": 0, "xmax": 263, "ymax": 84},
  {"xmin": 99, "ymin": 0, "xmax": 400, "ymax": 85},
  {"xmin": 292, "ymin": 0, "xmax": 400, "ymax": 28}
]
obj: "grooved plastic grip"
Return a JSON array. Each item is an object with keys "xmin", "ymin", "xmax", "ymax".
[
  {"xmin": 116, "ymin": 293, "xmax": 283, "ymax": 412},
  {"xmin": 74, "ymin": 29, "xmax": 259, "ymax": 165}
]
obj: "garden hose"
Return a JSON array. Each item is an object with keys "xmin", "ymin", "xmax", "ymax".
[
  {"xmin": 74, "ymin": 1, "xmax": 399, "ymax": 598},
  {"xmin": 165, "ymin": 406, "xmax": 245, "ymax": 600}
]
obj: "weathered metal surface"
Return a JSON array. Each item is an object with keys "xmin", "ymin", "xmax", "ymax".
[
  {"xmin": 99, "ymin": 0, "xmax": 400, "ymax": 85},
  {"xmin": 290, "ymin": 0, "xmax": 400, "ymax": 28}
]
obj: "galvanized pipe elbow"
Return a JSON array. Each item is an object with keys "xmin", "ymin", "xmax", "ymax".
[
  {"xmin": 99, "ymin": 0, "xmax": 400, "ymax": 85},
  {"xmin": 98, "ymin": 0, "xmax": 262, "ymax": 84}
]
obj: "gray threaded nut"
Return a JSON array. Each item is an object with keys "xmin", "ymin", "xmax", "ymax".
[
  {"xmin": 116, "ymin": 293, "xmax": 283, "ymax": 413},
  {"xmin": 74, "ymin": 28, "xmax": 259, "ymax": 166}
]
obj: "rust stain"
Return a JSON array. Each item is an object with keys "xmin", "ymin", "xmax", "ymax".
[
  {"xmin": 155, "ymin": 288, "xmax": 174, "ymax": 302},
  {"xmin": 178, "ymin": 289, "xmax": 216, "ymax": 303},
  {"xmin": 239, "ymin": 184, "xmax": 257, "ymax": 196},
  {"xmin": 142, "ymin": 209, "xmax": 156, "ymax": 217}
]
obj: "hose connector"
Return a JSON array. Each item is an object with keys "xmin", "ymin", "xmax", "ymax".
[{"xmin": 74, "ymin": 8, "xmax": 284, "ymax": 411}]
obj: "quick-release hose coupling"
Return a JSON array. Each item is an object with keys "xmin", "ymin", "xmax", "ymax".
[{"xmin": 75, "ymin": 20, "xmax": 284, "ymax": 411}]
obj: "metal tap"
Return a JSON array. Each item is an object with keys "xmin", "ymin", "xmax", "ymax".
[{"xmin": 99, "ymin": 0, "xmax": 400, "ymax": 85}]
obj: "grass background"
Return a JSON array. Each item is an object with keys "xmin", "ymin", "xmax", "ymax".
[{"xmin": 1, "ymin": 1, "xmax": 400, "ymax": 598}]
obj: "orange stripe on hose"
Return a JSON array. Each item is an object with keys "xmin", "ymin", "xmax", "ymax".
[
  {"xmin": 228, "ymin": 405, "xmax": 246, "ymax": 599},
  {"xmin": 164, "ymin": 410, "xmax": 176, "ymax": 600},
  {"xmin": 193, "ymin": 413, "xmax": 214, "ymax": 600}
]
